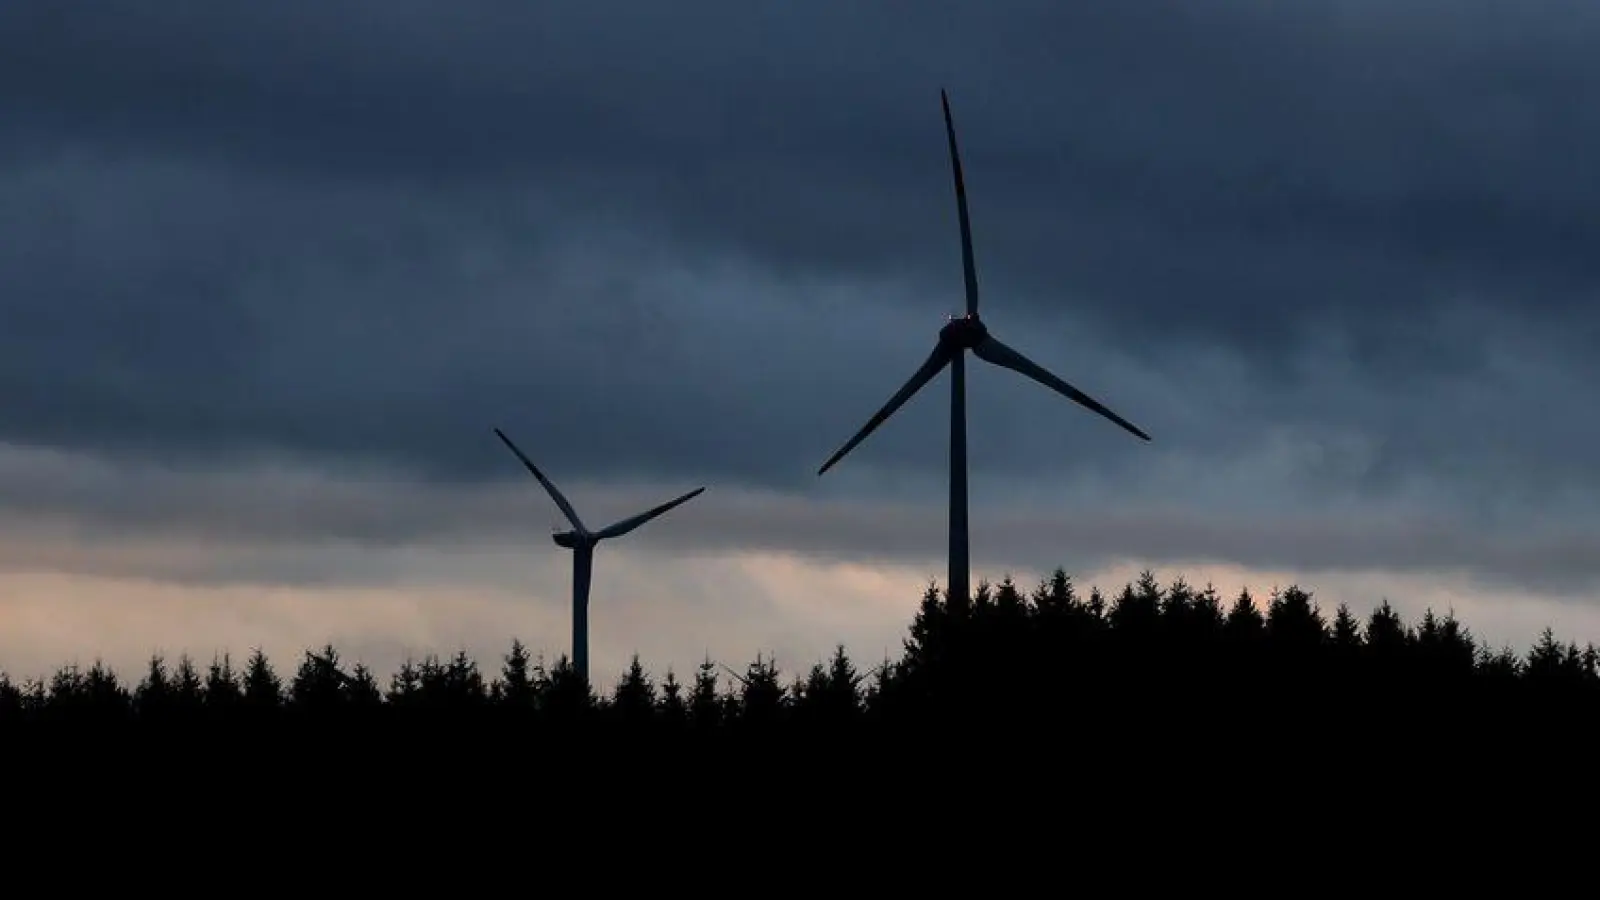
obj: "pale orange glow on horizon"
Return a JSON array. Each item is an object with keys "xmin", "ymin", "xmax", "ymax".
[{"xmin": 3, "ymin": 543, "xmax": 1597, "ymax": 689}]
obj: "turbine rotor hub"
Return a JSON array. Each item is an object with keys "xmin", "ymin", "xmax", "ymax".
[{"xmin": 939, "ymin": 313, "xmax": 988, "ymax": 349}]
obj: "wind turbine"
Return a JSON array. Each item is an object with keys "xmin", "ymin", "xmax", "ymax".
[
  {"xmin": 816, "ymin": 89, "xmax": 1151, "ymax": 606},
  {"xmin": 494, "ymin": 427, "xmax": 706, "ymax": 685}
]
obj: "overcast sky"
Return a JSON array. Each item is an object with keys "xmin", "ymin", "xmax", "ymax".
[{"xmin": 4, "ymin": 1, "xmax": 1600, "ymax": 686}]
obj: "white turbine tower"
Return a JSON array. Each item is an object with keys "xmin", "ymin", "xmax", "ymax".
[
  {"xmin": 817, "ymin": 89, "xmax": 1151, "ymax": 606},
  {"xmin": 494, "ymin": 427, "xmax": 706, "ymax": 685}
]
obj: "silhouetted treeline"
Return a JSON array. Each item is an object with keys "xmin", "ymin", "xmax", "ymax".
[{"xmin": 3, "ymin": 571, "xmax": 1597, "ymax": 742}]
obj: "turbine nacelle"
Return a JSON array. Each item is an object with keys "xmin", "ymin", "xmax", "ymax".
[
  {"xmin": 938, "ymin": 313, "xmax": 989, "ymax": 350},
  {"xmin": 551, "ymin": 529, "xmax": 586, "ymax": 550}
]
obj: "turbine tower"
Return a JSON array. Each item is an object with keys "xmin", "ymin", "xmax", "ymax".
[
  {"xmin": 495, "ymin": 427, "xmax": 705, "ymax": 685},
  {"xmin": 817, "ymin": 89, "xmax": 1151, "ymax": 605}
]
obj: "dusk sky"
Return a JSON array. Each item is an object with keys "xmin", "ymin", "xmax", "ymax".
[{"xmin": 4, "ymin": 1, "xmax": 1600, "ymax": 686}]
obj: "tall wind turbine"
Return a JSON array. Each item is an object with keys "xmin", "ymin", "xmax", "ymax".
[
  {"xmin": 817, "ymin": 89, "xmax": 1151, "ymax": 605},
  {"xmin": 494, "ymin": 427, "xmax": 705, "ymax": 685}
]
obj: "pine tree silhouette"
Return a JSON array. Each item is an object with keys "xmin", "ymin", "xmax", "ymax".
[
  {"xmin": 611, "ymin": 654, "xmax": 657, "ymax": 727},
  {"xmin": 205, "ymin": 653, "xmax": 243, "ymax": 720},
  {"xmin": 689, "ymin": 656, "xmax": 722, "ymax": 730},
  {"xmin": 1, "ymin": 570, "xmax": 1597, "ymax": 754},
  {"xmin": 658, "ymin": 668, "xmax": 688, "ymax": 728},
  {"xmin": 241, "ymin": 648, "xmax": 283, "ymax": 718},
  {"xmin": 493, "ymin": 639, "xmax": 538, "ymax": 715}
]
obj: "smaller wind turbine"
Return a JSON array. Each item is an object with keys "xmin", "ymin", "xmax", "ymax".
[{"xmin": 495, "ymin": 427, "xmax": 706, "ymax": 686}]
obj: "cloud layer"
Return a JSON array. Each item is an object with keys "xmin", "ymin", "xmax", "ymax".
[{"xmin": 2, "ymin": 1, "xmax": 1599, "ymax": 671}]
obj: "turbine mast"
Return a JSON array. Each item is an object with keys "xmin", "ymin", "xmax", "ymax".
[
  {"xmin": 948, "ymin": 353, "xmax": 970, "ymax": 607},
  {"xmin": 572, "ymin": 543, "xmax": 594, "ymax": 685}
]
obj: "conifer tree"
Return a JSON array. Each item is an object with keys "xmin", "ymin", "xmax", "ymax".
[
  {"xmin": 0, "ymin": 672, "xmax": 21, "ymax": 722},
  {"xmin": 1266, "ymin": 585, "xmax": 1327, "ymax": 649},
  {"xmin": 736, "ymin": 653, "xmax": 786, "ymax": 726},
  {"xmin": 1365, "ymin": 600, "xmax": 1410, "ymax": 659},
  {"xmin": 1526, "ymin": 628, "xmax": 1582, "ymax": 687},
  {"xmin": 812, "ymin": 645, "xmax": 865, "ymax": 724},
  {"xmin": 1110, "ymin": 571, "xmax": 1162, "ymax": 636},
  {"xmin": 346, "ymin": 663, "xmax": 384, "ymax": 710},
  {"xmin": 658, "ymin": 668, "xmax": 687, "ymax": 726},
  {"xmin": 241, "ymin": 648, "xmax": 283, "ymax": 714},
  {"xmin": 426, "ymin": 650, "xmax": 487, "ymax": 711},
  {"xmin": 1361, "ymin": 600, "xmax": 1411, "ymax": 715},
  {"xmin": 902, "ymin": 581, "xmax": 950, "ymax": 676},
  {"xmin": 1331, "ymin": 604, "xmax": 1363, "ymax": 651},
  {"xmin": 794, "ymin": 663, "xmax": 827, "ymax": 715},
  {"xmin": 18, "ymin": 678, "xmax": 46, "ymax": 716},
  {"xmin": 1436, "ymin": 611, "xmax": 1477, "ymax": 673},
  {"xmin": 48, "ymin": 664, "xmax": 87, "ymax": 716},
  {"xmin": 994, "ymin": 575, "xmax": 1027, "ymax": 619},
  {"xmin": 1160, "ymin": 576, "xmax": 1196, "ymax": 627},
  {"xmin": 688, "ymin": 656, "xmax": 722, "ymax": 729},
  {"xmin": 84, "ymin": 660, "xmax": 129, "ymax": 720},
  {"xmin": 1193, "ymin": 582, "xmax": 1224, "ymax": 634},
  {"xmin": 171, "ymin": 654, "xmax": 205, "ymax": 718},
  {"xmin": 543, "ymin": 655, "xmax": 593, "ymax": 722},
  {"xmin": 612, "ymin": 654, "xmax": 657, "ymax": 725},
  {"xmin": 136, "ymin": 654, "xmax": 175, "ymax": 721},
  {"xmin": 863, "ymin": 654, "xmax": 898, "ymax": 720},
  {"xmin": 1225, "ymin": 588, "xmax": 1264, "ymax": 638},
  {"xmin": 1033, "ymin": 568, "xmax": 1078, "ymax": 620},
  {"xmin": 292, "ymin": 645, "xmax": 350, "ymax": 712},
  {"xmin": 388, "ymin": 659, "xmax": 422, "ymax": 708},
  {"xmin": 494, "ymin": 639, "xmax": 537, "ymax": 713},
  {"xmin": 205, "ymin": 653, "xmax": 243, "ymax": 715},
  {"xmin": 1086, "ymin": 586, "xmax": 1107, "ymax": 621}
]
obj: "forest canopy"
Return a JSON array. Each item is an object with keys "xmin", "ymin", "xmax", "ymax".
[{"xmin": 3, "ymin": 570, "xmax": 1596, "ymax": 738}]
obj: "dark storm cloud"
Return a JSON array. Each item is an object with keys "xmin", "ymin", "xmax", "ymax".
[
  {"xmin": 2, "ymin": 0, "xmax": 1599, "ymax": 514},
  {"xmin": 9, "ymin": 1, "xmax": 1600, "ymax": 326},
  {"xmin": 5, "ymin": 441, "xmax": 1599, "ymax": 597}
]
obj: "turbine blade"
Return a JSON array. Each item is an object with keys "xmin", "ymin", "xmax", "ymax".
[
  {"xmin": 941, "ymin": 88, "xmax": 981, "ymax": 317},
  {"xmin": 306, "ymin": 651, "xmax": 351, "ymax": 686},
  {"xmin": 818, "ymin": 343, "xmax": 954, "ymax": 476},
  {"xmin": 718, "ymin": 662, "xmax": 751, "ymax": 687},
  {"xmin": 972, "ymin": 336, "xmax": 1152, "ymax": 442},
  {"xmin": 493, "ymin": 428, "xmax": 587, "ymax": 532},
  {"xmin": 594, "ymin": 486, "xmax": 706, "ymax": 541}
]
